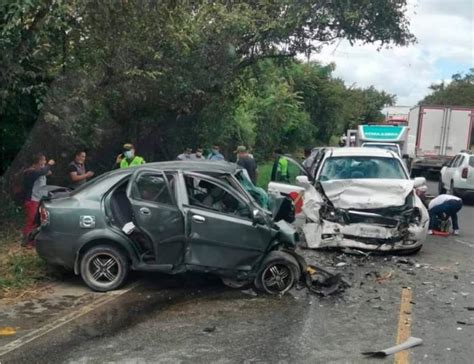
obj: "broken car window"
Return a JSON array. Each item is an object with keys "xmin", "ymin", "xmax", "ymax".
[
  {"xmin": 184, "ymin": 176, "xmax": 251, "ymax": 218},
  {"xmin": 319, "ymin": 156, "xmax": 407, "ymax": 181},
  {"xmin": 135, "ymin": 173, "xmax": 173, "ymax": 205}
]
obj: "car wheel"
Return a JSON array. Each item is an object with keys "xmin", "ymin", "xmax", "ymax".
[
  {"xmin": 438, "ymin": 179, "xmax": 446, "ymax": 194},
  {"xmin": 80, "ymin": 245, "xmax": 129, "ymax": 292},
  {"xmin": 254, "ymin": 251, "xmax": 300, "ymax": 295}
]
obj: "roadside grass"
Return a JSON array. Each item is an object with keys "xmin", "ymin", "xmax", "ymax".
[
  {"xmin": 257, "ymin": 162, "xmax": 273, "ymax": 189},
  {"xmin": 0, "ymin": 196, "xmax": 55, "ymax": 300}
]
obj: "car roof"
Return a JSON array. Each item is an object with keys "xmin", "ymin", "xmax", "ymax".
[
  {"xmin": 323, "ymin": 147, "xmax": 399, "ymax": 158},
  {"xmin": 136, "ymin": 160, "xmax": 240, "ymax": 174}
]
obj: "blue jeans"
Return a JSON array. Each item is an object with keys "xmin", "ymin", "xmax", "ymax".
[{"xmin": 429, "ymin": 199, "xmax": 463, "ymax": 230}]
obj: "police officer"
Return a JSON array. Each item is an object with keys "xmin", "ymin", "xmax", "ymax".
[{"xmin": 115, "ymin": 143, "xmax": 146, "ymax": 168}]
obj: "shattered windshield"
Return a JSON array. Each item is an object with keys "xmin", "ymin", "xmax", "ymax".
[
  {"xmin": 235, "ymin": 170, "xmax": 270, "ymax": 210},
  {"xmin": 319, "ymin": 156, "xmax": 407, "ymax": 181}
]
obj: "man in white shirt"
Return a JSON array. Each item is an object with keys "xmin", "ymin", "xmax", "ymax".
[{"xmin": 428, "ymin": 194, "xmax": 463, "ymax": 235}]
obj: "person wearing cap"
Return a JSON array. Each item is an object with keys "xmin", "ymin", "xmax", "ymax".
[
  {"xmin": 191, "ymin": 147, "xmax": 205, "ymax": 160},
  {"xmin": 177, "ymin": 147, "xmax": 193, "ymax": 161},
  {"xmin": 235, "ymin": 145, "xmax": 257, "ymax": 184},
  {"xmin": 207, "ymin": 145, "xmax": 225, "ymax": 161},
  {"xmin": 115, "ymin": 143, "xmax": 146, "ymax": 169}
]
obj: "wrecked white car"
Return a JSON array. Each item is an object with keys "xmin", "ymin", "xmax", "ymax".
[{"xmin": 268, "ymin": 148, "xmax": 429, "ymax": 254}]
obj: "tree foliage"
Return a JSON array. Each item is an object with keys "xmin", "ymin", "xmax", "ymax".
[
  {"xmin": 419, "ymin": 69, "xmax": 474, "ymax": 107},
  {"xmin": 1, "ymin": 0, "xmax": 412, "ymax": 177}
]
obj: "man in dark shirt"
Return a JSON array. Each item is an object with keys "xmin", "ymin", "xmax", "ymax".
[
  {"xmin": 235, "ymin": 146, "xmax": 257, "ymax": 184},
  {"xmin": 22, "ymin": 153, "xmax": 55, "ymax": 247},
  {"xmin": 67, "ymin": 150, "xmax": 94, "ymax": 189}
]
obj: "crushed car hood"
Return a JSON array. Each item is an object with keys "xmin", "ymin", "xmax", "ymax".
[{"xmin": 320, "ymin": 179, "xmax": 414, "ymax": 210}]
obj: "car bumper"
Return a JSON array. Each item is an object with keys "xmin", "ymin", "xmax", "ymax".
[
  {"xmin": 35, "ymin": 230, "xmax": 77, "ymax": 269},
  {"xmin": 302, "ymin": 221, "xmax": 427, "ymax": 252}
]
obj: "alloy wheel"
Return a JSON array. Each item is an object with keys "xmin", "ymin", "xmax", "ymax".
[
  {"xmin": 87, "ymin": 253, "xmax": 121, "ymax": 287},
  {"xmin": 261, "ymin": 263, "xmax": 295, "ymax": 294}
]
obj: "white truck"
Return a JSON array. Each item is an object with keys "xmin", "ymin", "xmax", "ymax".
[
  {"xmin": 357, "ymin": 124, "xmax": 409, "ymax": 158},
  {"xmin": 407, "ymin": 106, "xmax": 474, "ymax": 176}
]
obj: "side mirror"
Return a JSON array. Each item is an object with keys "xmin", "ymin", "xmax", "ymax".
[
  {"xmin": 402, "ymin": 154, "xmax": 409, "ymax": 159},
  {"xmin": 252, "ymin": 209, "xmax": 267, "ymax": 226},
  {"xmin": 296, "ymin": 175, "xmax": 310, "ymax": 185},
  {"xmin": 413, "ymin": 177, "xmax": 426, "ymax": 188}
]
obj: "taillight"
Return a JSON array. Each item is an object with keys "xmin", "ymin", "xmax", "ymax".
[
  {"xmin": 461, "ymin": 168, "xmax": 468, "ymax": 179},
  {"xmin": 39, "ymin": 206, "xmax": 49, "ymax": 226}
]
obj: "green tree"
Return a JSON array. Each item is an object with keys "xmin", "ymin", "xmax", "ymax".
[
  {"xmin": 419, "ymin": 69, "xmax": 474, "ymax": 107},
  {"xmin": 1, "ymin": 0, "xmax": 414, "ymax": 176}
]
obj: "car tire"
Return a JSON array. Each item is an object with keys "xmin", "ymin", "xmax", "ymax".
[
  {"xmin": 80, "ymin": 245, "xmax": 129, "ymax": 292},
  {"xmin": 254, "ymin": 251, "xmax": 300, "ymax": 295},
  {"xmin": 438, "ymin": 179, "xmax": 446, "ymax": 194}
]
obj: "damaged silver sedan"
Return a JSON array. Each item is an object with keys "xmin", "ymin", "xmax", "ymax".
[{"xmin": 268, "ymin": 147, "xmax": 429, "ymax": 254}]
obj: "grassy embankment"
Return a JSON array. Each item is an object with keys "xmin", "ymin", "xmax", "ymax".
[{"xmin": 0, "ymin": 196, "xmax": 54, "ymax": 300}]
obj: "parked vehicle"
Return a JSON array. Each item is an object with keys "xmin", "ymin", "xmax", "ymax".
[
  {"xmin": 34, "ymin": 161, "xmax": 302, "ymax": 294},
  {"xmin": 268, "ymin": 148, "xmax": 429, "ymax": 254},
  {"xmin": 407, "ymin": 106, "xmax": 474, "ymax": 176},
  {"xmin": 439, "ymin": 151, "xmax": 474, "ymax": 197}
]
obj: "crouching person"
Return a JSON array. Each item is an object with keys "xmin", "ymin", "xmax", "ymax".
[{"xmin": 428, "ymin": 194, "xmax": 463, "ymax": 235}]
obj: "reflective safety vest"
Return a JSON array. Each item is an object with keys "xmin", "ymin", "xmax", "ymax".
[{"xmin": 120, "ymin": 156, "xmax": 146, "ymax": 168}]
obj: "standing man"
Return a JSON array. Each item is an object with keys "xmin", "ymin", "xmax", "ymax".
[
  {"xmin": 271, "ymin": 148, "xmax": 289, "ymax": 182},
  {"xmin": 191, "ymin": 148, "xmax": 205, "ymax": 160},
  {"xmin": 115, "ymin": 143, "xmax": 146, "ymax": 168},
  {"xmin": 207, "ymin": 145, "xmax": 225, "ymax": 161},
  {"xmin": 67, "ymin": 150, "xmax": 94, "ymax": 189},
  {"xmin": 22, "ymin": 153, "xmax": 55, "ymax": 247},
  {"xmin": 177, "ymin": 147, "xmax": 193, "ymax": 161},
  {"xmin": 235, "ymin": 146, "xmax": 257, "ymax": 184},
  {"xmin": 428, "ymin": 194, "xmax": 463, "ymax": 235}
]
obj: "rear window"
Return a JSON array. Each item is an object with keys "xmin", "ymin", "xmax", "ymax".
[{"xmin": 470, "ymin": 156, "xmax": 474, "ymax": 167}]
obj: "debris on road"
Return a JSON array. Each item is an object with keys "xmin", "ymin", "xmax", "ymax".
[
  {"xmin": 362, "ymin": 336, "xmax": 423, "ymax": 357},
  {"xmin": 375, "ymin": 271, "xmax": 394, "ymax": 283},
  {"xmin": 457, "ymin": 321, "xmax": 474, "ymax": 326},
  {"xmin": 0, "ymin": 326, "xmax": 16, "ymax": 336},
  {"xmin": 302, "ymin": 264, "xmax": 351, "ymax": 296},
  {"xmin": 203, "ymin": 326, "xmax": 216, "ymax": 333}
]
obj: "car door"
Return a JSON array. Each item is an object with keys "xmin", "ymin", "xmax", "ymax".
[
  {"xmin": 452, "ymin": 155, "xmax": 466, "ymax": 185},
  {"xmin": 442, "ymin": 155, "xmax": 459, "ymax": 187},
  {"xmin": 182, "ymin": 172, "xmax": 272, "ymax": 271},
  {"xmin": 268, "ymin": 154, "xmax": 313, "ymax": 195},
  {"xmin": 127, "ymin": 169, "xmax": 185, "ymax": 266}
]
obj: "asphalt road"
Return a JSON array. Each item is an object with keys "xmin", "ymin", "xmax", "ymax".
[{"xmin": 2, "ymin": 182, "xmax": 474, "ymax": 363}]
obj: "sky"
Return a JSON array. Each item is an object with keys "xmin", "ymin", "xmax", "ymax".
[{"xmin": 314, "ymin": 0, "xmax": 474, "ymax": 106}]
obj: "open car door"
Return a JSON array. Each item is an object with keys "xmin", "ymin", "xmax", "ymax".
[
  {"xmin": 182, "ymin": 172, "xmax": 272, "ymax": 272},
  {"xmin": 127, "ymin": 169, "xmax": 185, "ymax": 267},
  {"xmin": 267, "ymin": 154, "xmax": 318, "ymax": 213}
]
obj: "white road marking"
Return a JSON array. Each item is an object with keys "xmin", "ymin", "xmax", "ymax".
[
  {"xmin": 454, "ymin": 239, "xmax": 474, "ymax": 248},
  {"xmin": 0, "ymin": 282, "xmax": 140, "ymax": 358}
]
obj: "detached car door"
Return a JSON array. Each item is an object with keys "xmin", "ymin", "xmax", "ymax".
[
  {"xmin": 127, "ymin": 169, "xmax": 185, "ymax": 266},
  {"xmin": 182, "ymin": 172, "xmax": 271, "ymax": 271}
]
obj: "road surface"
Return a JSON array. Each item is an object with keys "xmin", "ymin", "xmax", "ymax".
[{"xmin": 1, "ymin": 182, "xmax": 473, "ymax": 363}]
